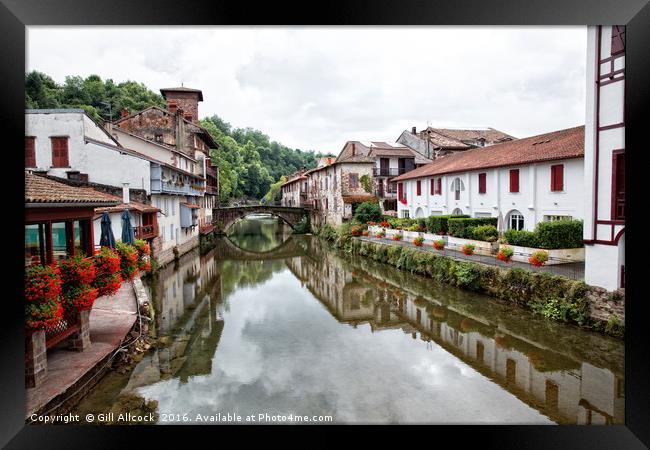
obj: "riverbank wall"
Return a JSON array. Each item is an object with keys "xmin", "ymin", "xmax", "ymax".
[
  {"xmin": 318, "ymin": 228, "xmax": 624, "ymax": 338},
  {"xmin": 152, "ymin": 235, "xmax": 200, "ymax": 267}
]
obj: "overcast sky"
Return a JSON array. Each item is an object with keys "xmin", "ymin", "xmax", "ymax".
[{"xmin": 27, "ymin": 26, "xmax": 587, "ymax": 153}]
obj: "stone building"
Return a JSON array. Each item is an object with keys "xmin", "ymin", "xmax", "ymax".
[{"xmin": 280, "ymin": 170, "xmax": 308, "ymax": 207}]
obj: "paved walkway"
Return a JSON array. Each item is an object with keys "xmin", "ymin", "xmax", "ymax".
[
  {"xmin": 25, "ymin": 282, "xmax": 138, "ymax": 418},
  {"xmin": 357, "ymin": 236, "xmax": 585, "ymax": 280}
]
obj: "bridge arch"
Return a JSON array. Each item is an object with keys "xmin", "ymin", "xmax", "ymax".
[{"xmin": 212, "ymin": 206, "xmax": 308, "ymax": 234}]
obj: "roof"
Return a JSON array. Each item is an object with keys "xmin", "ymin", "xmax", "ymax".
[
  {"xmin": 368, "ymin": 147, "xmax": 431, "ymax": 165},
  {"xmin": 111, "ymin": 128, "xmax": 198, "ymax": 162},
  {"xmin": 27, "ymin": 108, "xmax": 122, "ymax": 147},
  {"xmin": 426, "ymin": 127, "xmax": 516, "ymax": 146},
  {"xmin": 160, "ymin": 87, "xmax": 204, "ymax": 101},
  {"xmin": 180, "ymin": 202, "xmax": 201, "ymax": 209},
  {"xmin": 25, "ymin": 172, "xmax": 120, "ymax": 206},
  {"xmin": 392, "ymin": 126, "xmax": 584, "ymax": 182},
  {"xmin": 336, "ymin": 154, "xmax": 376, "ymax": 164},
  {"xmin": 95, "ymin": 196, "xmax": 160, "ymax": 214},
  {"xmin": 281, "ymin": 174, "xmax": 308, "ymax": 187}
]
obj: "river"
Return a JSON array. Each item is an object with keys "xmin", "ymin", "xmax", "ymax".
[{"xmin": 73, "ymin": 215, "xmax": 624, "ymax": 425}]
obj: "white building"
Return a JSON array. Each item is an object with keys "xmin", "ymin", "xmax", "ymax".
[
  {"xmin": 392, "ymin": 126, "xmax": 585, "ymax": 232},
  {"xmin": 583, "ymin": 25, "xmax": 626, "ymax": 291},
  {"xmin": 280, "ymin": 170, "xmax": 308, "ymax": 207}
]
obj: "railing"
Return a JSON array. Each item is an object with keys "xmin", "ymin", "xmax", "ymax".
[
  {"xmin": 373, "ymin": 167, "xmax": 411, "ymax": 177},
  {"xmin": 206, "ymin": 185, "xmax": 218, "ymax": 195},
  {"xmin": 134, "ymin": 224, "xmax": 158, "ymax": 240},
  {"xmin": 44, "ymin": 312, "xmax": 80, "ymax": 350}
]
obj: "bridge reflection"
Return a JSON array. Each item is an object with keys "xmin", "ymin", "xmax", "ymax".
[{"xmin": 285, "ymin": 239, "xmax": 624, "ymax": 425}]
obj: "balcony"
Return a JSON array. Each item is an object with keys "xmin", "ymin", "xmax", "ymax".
[
  {"xmin": 134, "ymin": 223, "xmax": 158, "ymax": 240},
  {"xmin": 206, "ymin": 184, "xmax": 218, "ymax": 195},
  {"xmin": 373, "ymin": 167, "xmax": 411, "ymax": 177},
  {"xmin": 199, "ymin": 220, "xmax": 215, "ymax": 235}
]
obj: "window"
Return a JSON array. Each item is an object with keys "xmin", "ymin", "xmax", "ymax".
[
  {"xmin": 509, "ymin": 169, "xmax": 519, "ymax": 193},
  {"xmin": 612, "ymin": 150, "xmax": 625, "ymax": 220},
  {"xmin": 51, "ymin": 137, "xmax": 69, "ymax": 168},
  {"xmin": 430, "ymin": 178, "xmax": 435, "ymax": 195},
  {"xmin": 545, "ymin": 380, "xmax": 559, "ymax": 411},
  {"xmin": 544, "ymin": 215, "xmax": 572, "ymax": 222},
  {"xmin": 325, "ymin": 198, "xmax": 328, "ymax": 210},
  {"xmin": 452, "ymin": 177, "xmax": 464, "ymax": 200},
  {"xmin": 416, "ymin": 180, "xmax": 421, "ymax": 196},
  {"xmin": 478, "ymin": 172, "xmax": 486, "ymax": 194},
  {"xmin": 436, "ymin": 178, "xmax": 442, "ymax": 195},
  {"xmin": 611, "ymin": 25, "xmax": 625, "ymax": 55},
  {"xmin": 550, "ymin": 164, "xmax": 564, "ymax": 192},
  {"xmin": 476, "ymin": 341, "xmax": 484, "ymax": 364},
  {"xmin": 508, "ymin": 210, "xmax": 525, "ymax": 231},
  {"xmin": 154, "ymin": 133, "xmax": 163, "ymax": 143},
  {"xmin": 402, "ymin": 210, "xmax": 410, "ymax": 218},
  {"xmin": 349, "ymin": 173, "xmax": 359, "ymax": 189},
  {"xmin": 25, "ymin": 137, "xmax": 36, "ymax": 167},
  {"xmin": 506, "ymin": 359, "xmax": 516, "ymax": 385},
  {"xmin": 398, "ymin": 182, "xmax": 405, "ymax": 203},
  {"xmin": 452, "ymin": 208, "xmax": 463, "ymax": 216}
]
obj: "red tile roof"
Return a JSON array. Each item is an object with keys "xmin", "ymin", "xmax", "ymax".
[
  {"xmin": 393, "ymin": 126, "xmax": 584, "ymax": 182},
  {"xmin": 25, "ymin": 173, "xmax": 120, "ymax": 206}
]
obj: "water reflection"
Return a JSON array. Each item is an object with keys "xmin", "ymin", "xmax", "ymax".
[{"xmin": 74, "ymin": 218, "xmax": 623, "ymax": 425}]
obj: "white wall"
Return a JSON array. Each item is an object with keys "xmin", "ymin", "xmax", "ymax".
[
  {"xmin": 152, "ymin": 194, "xmax": 198, "ymax": 252},
  {"xmin": 92, "ymin": 210, "xmax": 140, "ymax": 247},
  {"xmin": 398, "ymin": 158, "xmax": 584, "ymax": 231},
  {"xmin": 26, "ymin": 112, "xmax": 151, "ymax": 194}
]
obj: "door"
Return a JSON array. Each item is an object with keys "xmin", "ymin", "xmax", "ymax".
[{"xmin": 380, "ymin": 158, "xmax": 389, "ymax": 176}]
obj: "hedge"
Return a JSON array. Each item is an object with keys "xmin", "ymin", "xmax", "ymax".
[
  {"xmin": 425, "ymin": 214, "xmax": 470, "ymax": 234},
  {"xmin": 448, "ymin": 217, "xmax": 498, "ymax": 239},
  {"xmin": 319, "ymin": 229, "xmax": 622, "ymax": 338},
  {"xmin": 505, "ymin": 220, "xmax": 583, "ymax": 249}
]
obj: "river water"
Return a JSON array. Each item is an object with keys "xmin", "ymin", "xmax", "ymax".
[{"xmin": 74, "ymin": 215, "xmax": 624, "ymax": 425}]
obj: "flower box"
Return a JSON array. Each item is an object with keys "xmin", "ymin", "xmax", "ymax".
[
  {"xmin": 500, "ymin": 244, "xmax": 585, "ymax": 265},
  {"xmin": 447, "ymin": 236, "xmax": 497, "ymax": 256}
]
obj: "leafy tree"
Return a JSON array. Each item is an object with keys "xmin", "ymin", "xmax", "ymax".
[
  {"xmin": 263, "ymin": 176, "xmax": 288, "ymax": 204},
  {"xmin": 354, "ymin": 200, "xmax": 383, "ymax": 224}
]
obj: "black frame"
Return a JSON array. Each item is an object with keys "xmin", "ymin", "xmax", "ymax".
[{"xmin": 2, "ymin": 0, "xmax": 649, "ymax": 447}]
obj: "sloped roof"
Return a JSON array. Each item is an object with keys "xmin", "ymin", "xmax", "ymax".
[
  {"xmin": 25, "ymin": 173, "xmax": 120, "ymax": 206},
  {"xmin": 393, "ymin": 126, "xmax": 584, "ymax": 182},
  {"xmin": 368, "ymin": 147, "xmax": 431, "ymax": 165},
  {"xmin": 427, "ymin": 127, "xmax": 516, "ymax": 144}
]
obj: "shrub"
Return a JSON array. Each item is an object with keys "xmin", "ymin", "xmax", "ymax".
[
  {"xmin": 454, "ymin": 262, "xmax": 482, "ymax": 291},
  {"xmin": 318, "ymin": 224, "xmax": 338, "ymax": 243},
  {"xmin": 116, "ymin": 242, "xmax": 139, "ymax": 281},
  {"xmin": 93, "ymin": 247, "xmax": 122, "ymax": 297},
  {"xmin": 433, "ymin": 239, "xmax": 445, "ymax": 250},
  {"xmin": 504, "ymin": 229, "xmax": 540, "ymax": 248},
  {"xmin": 133, "ymin": 239, "xmax": 152, "ymax": 272},
  {"xmin": 59, "ymin": 256, "xmax": 98, "ymax": 312},
  {"xmin": 529, "ymin": 250, "xmax": 549, "ymax": 266},
  {"xmin": 354, "ymin": 201, "xmax": 383, "ymax": 224},
  {"xmin": 25, "ymin": 264, "xmax": 64, "ymax": 331},
  {"xmin": 535, "ymin": 220, "xmax": 583, "ymax": 249},
  {"xmin": 392, "ymin": 233, "xmax": 403, "ymax": 241},
  {"xmin": 425, "ymin": 214, "xmax": 470, "ymax": 235},
  {"xmin": 471, "ymin": 225, "xmax": 499, "ymax": 242},
  {"xmin": 448, "ymin": 217, "xmax": 498, "ymax": 238},
  {"xmin": 293, "ymin": 215, "xmax": 311, "ymax": 234},
  {"xmin": 497, "ymin": 246, "xmax": 514, "ymax": 263},
  {"xmin": 462, "ymin": 244, "xmax": 475, "ymax": 255},
  {"xmin": 413, "ymin": 236, "xmax": 424, "ymax": 246},
  {"xmin": 407, "ymin": 224, "xmax": 420, "ymax": 232}
]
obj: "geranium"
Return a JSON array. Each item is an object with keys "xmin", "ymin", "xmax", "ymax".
[
  {"xmin": 93, "ymin": 247, "xmax": 122, "ymax": 297},
  {"xmin": 462, "ymin": 244, "xmax": 475, "ymax": 255},
  {"xmin": 375, "ymin": 230, "xmax": 386, "ymax": 238},
  {"xmin": 59, "ymin": 256, "xmax": 98, "ymax": 312},
  {"xmin": 380, "ymin": 221, "xmax": 390, "ymax": 228},
  {"xmin": 116, "ymin": 242, "xmax": 139, "ymax": 280},
  {"xmin": 133, "ymin": 239, "xmax": 153, "ymax": 272},
  {"xmin": 413, "ymin": 236, "xmax": 424, "ymax": 247},
  {"xmin": 529, "ymin": 250, "xmax": 549, "ymax": 267},
  {"xmin": 361, "ymin": 230, "xmax": 369, "ymax": 237},
  {"xmin": 350, "ymin": 225, "xmax": 363, "ymax": 237},
  {"xmin": 497, "ymin": 246, "xmax": 514, "ymax": 263},
  {"xmin": 433, "ymin": 240, "xmax": 445, "ymax": 251},
  {"xmin": 392, "ymin": 233, "xmax": 403, "ymax": 241},
  {"xmin": 25, "ymin": 264, "xmax": 64, "ymax": 331}
]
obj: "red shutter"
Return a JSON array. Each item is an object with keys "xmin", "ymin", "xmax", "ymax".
[
  {"xmin": 478, "ymin": 173, "xmax": 486, "ymax": 194},
  {"xmin": 436, "ymin": 178, "xmax": 442, "ymax": 195},
  {"xmin": 416, "ymin": 180, "xmax": 421, "ymax": 196},
  {"xmin": 430, "ymin": 178, "xmax": 435, "ymax": 195},
  {"xmin": 551, "ymin": 165, "xmax": 564, "ymax": 191},
  {"xmin": 398, "ymin": 182, "xmax": 405, "ymax": 204},
  {"xmin": 25, "ymin": 137, "xmax": 36, "ymax": 167},
  {"xmin": 509, "ymin": 169, "xmax": 519, "ymax": 193},
  {"xmin": 51, "ymin": 137, "xmax": 69, "ymax": 168}
]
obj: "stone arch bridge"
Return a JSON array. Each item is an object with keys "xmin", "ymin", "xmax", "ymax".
[
  {"xmin": 213, "ymin": 236, "xmax": 307, "ymax": 261},
  {"xmin": 212, "ymin": 206, "xmax": 307, "ymax": 234}
]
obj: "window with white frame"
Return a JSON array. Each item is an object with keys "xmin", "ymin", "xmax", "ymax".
[
  {"xmin": 508, "ymin": 210, "xmax": 525, "ymax": 230},
  {"xmin": 452, "ymin": 177, "xmax": 464, "ymax": 200},
  {"xmin": 544, "ymin": 215, "xmax": 572, "ymax": 222},
  {"xmin": 402, "ymin": 210, "xmax": 410, "ymax": 218}
]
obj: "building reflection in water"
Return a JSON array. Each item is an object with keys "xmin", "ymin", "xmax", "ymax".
[{"xmin": 285, "ymin": 239, "xmax": 624, "ymax": 425}]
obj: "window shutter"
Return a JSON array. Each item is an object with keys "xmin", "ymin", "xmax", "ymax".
[
  {"xmin": 430, "ymin": 178, "xmax": 435, "ymax": 195},
  {"xmin": 509, "ymin": 169, "xmax": 519, "ymax": 193},
  {"xmin": 51, "ymin": 137, "xmax": 69, "ymax": 168},
  {"xmin": 25, "ymin": 137, "xmax": 36, "ymax": 167},
  {"xmin": 478, "ymin": 173, "xmax": 486, "ymax": 194},
  {"xmin": 416, "ymin": 180, "xmax": 421, "ymax": 196},
  {"xmin": 551, "ymin": 165, "xmax": 564, "ymax": 191},
  {"xmin": 398, "ymin": 182, "xmax": 404, "ymax": 203},
  {"xmin": 436, "ymin": 178, "xmax": 441, "ymax": 195}
]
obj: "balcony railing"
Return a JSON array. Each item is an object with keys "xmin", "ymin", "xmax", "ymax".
[
  {"xmin": 134, "ymin": 224, "xmax": 158, "ymax": 240},
  {"xmin": 206, "ymin": 185, "xmax": 218, "ymax": 195},
  {"xmin": 373, "ymin": 167, "xmax": 412, "ymax": 177}
]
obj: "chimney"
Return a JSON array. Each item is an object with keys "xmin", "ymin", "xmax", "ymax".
[
  {"xmin": 183, "ymin": 111, "xmax": 193, "ymax": 122},
  {"xmin": 167, "ymin": 99, "xmax": 178, "ymax": 114},
  {"xmin": 351, "ymin": 143, "xmax": 356, "ymax": 156},
  {"xmin": 412, "ymin": 126, "xmax": 417, "ymax": 135},
  {"xmin": 122, "ymin": 183, "xmax": 130, "ymax": 204},
  {"xmin": 120, "ymin": 109, "xmax": 130, "ymax": 119}
]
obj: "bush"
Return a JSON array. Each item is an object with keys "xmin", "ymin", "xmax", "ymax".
[
  {"xmin": 318, "ymin": 224, "xmax": 338, "ymax": 243},
  {"xmin": 116, "ymin": 242, "xmax": 139, "ymax": 281},
  {"xmin": 425, "ymin": 214, "xmax": 470, "ymax": 235},
  {"xmin": 133, "ymin": 239, "xmax": 152, "ymax": 272},
  {"xmin": 25, "ymin": 264, "xmax": 64, "ymax": 331},
  {"xmin": 59, "ymin": 256, "xmax": 98, "ymax": 312},
  {"xmin": 535, "ymin": 220, "xmax": 583, "ymax": 249},
  {"xmin": 448, "ymin": 217, "xmax": 498, "ymax": 238},
  {"xmin": 504, "ymin": 229, "xmax": 540, "ymax": 248},
  {"xmin": 293, "ymin": 215, "xmax": 311, "ymax": 234},
  {"xmin": 471, "ymin": 225, "xmax": 499, "ymax": 242},
  {"xmin": 93, "ymin": 247, "xmax": 122, "ymax": 297},
  {"xmin": 354, "ymin": 201, "xmax": 383, "ymax": 224}
]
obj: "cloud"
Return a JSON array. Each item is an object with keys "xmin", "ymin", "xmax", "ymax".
[{"xmin": 27, "ymin": 26, "xmax": 586, "ymax": 153}]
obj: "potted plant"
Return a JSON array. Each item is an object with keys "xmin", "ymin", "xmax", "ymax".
[
  {"xmin": 350, "ymin": 225, "xmax": 363, "ymax": 236},
  {"xmin": 25, "ymin": 263, "xmax": 64, "ymax": 332},
  {"xmin": 380, "ymin": 220, "xmax": 390, "ymax": 228},
  {"xmin": 361, "ymin": 230, "xmax": 369, "ymax": 237},
  {"xmin": 392, "ymin": 233, "xmax": 403, "ymax": 241},
  {"xmin": 496, "ymin": 246, "xmax": 514, "ymax": 263},
  {"xmin": 59, "ymin": 256, "xmax": 98, "ymax": 313},
  {"xmin": 433, "ymin": 239, "xmax": 445, "ymax": 250},
  {"xmin": 529, "ymin": 250, "xmax": 549, "ymax": 267},
  {"xmin": 375, "ymin": 229, "xmax": 386, "ymax": 238},
  {"xmin": 92, "ymin": 247, "xmax": 122, "ymax": 297},
  {"xmin": 116, "ymin": 242, "xmax": 139, "ymax": 281},
  {"xmin": 413, "ymin": 236, "xmax": 424, "ymax": 247},
  {"xmin": 462, "ymin": 244, "xmax": 475, "ymax": 255}
]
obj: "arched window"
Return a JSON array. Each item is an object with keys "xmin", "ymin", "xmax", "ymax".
[
  {"xmin": 415, "ymin": 207, "xmax": 425, "ymax": 218},
  {"xmin": 452, "ymin": 208, "xmax": 463, "ymax": 215},
  {"xmin": 451, "ymin": 177, "xmax": 465, "ymax": 200},
  {"xmin": 507, "ymin": 210, "xmax": 525, "ymax": 231}
]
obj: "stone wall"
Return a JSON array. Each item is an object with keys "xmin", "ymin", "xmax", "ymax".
[
  {"xmin": 154, "ymin": 234, "xmax": 200, "ymax": 267},
  {"xmin": 587, "ymin": 287, "xmax": 625, "ymax": 324}
]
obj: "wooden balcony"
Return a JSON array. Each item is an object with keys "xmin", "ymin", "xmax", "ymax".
[{"xmin": 134, "ymin": 223, "xmax": 158, "ymax": 240}]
